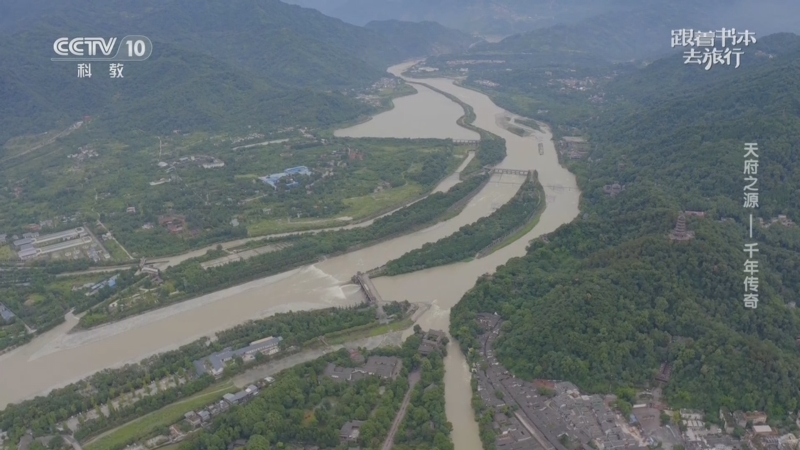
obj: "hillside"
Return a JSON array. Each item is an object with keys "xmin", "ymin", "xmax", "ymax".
[
  {"xmin": 365, "ymin": 20, "xmax": 480, "ymax": 57},
  {"xmin": 0, "ymin": 0, "xmax": 485, "ymax": 90},
  {"xmin": 451, "ymin": 34, "xmax": 800, "ymax": 417},
  {"xmin": 0, "ymin": 28, "xmax": 371, "ymax": 148}
]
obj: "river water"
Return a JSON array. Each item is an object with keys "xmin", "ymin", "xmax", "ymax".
[{"xmin": 0, "ymin": 61, "xmax": 580, "ymax": 450}]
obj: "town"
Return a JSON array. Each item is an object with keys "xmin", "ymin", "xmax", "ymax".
[{"xmin": 470, "ymin": 313, "xmax": 792, "ymax": 450}]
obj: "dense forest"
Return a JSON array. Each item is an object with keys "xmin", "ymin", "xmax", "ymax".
[
  {"xmin": 180, "ymin": 331, "xmax": 450, "ymax": 450},
  {"xmin": 0, "ymin": 305, "xmax": 387, "ymax": 443},
  {"xmin": 451, "ymin": 33, "xmax": 800, "ymax": 417},
  {"xmin": 79, "ymin": 174, "xmax": 489, "ymax": 327},
  {"xmin": 384, "ymin": 173, "xmax": 543, "ymax": 275}
]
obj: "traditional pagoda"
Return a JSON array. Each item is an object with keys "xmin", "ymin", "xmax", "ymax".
[{"xmin": 669, "ymin": 212, "xmax": 695, "ymax": 241}]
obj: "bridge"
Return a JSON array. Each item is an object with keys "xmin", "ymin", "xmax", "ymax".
[
  {"xmin": 453, "ymin": 139, "xmax": 479, "ymax": 145},
  {"xmin": 491, "ymin": 168, "xmax": 531, "ymax": 176},
  {"xmin": 541, "ymin": 184, "xmax": 579, "ymax": 192},
  {"xmin": 352, "ymin": 271, "xmax": 388, "ymax": 322}
]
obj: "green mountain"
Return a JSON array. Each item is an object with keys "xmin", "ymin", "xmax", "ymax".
[
  {"xmin": 1, "ymin": 0, "xmax": 483, "ymax": 90},
  {"xmin": 365, "ymin": 20, "xmax": 480, "ymax": 57},
  {"xmin": 451, "ymin": 33, "xmax": 800, "ymax": 416},
  {"xmin": 0, "ymin": 26, "xmax": 371, "ymax": 147},
  {"xmin": 283, "ymin": 0, "xmax": 618, "ymax": 35},
  {"xmin": 0, "ymin": 0, "xmax": 489, "ymax": 145}
]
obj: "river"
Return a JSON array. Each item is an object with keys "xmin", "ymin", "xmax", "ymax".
[{"xmin": 0, "ymin": 61, "xmax": 580, "ymax": 450}]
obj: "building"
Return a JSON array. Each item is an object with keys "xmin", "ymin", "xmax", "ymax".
[
  {"xmin": 31, "ymin": 228, "xmax": 88, "ymax": 246},
  {"xmin": 720, "ymin": 408, "xmax": 735, "ymax": 433},
  {"xmin": 340, "ymin": 421, "xmax": 364, "ymax": 443},
  {"xmin": 198, "ymin": 410, "xmax": 211, "ymax": 422},
  {"xmin": 202, "ymin": 160, "xmax": 225, "ymax": 169},
  {"xmin": 324, "ymin": 356, "xmax": 402, "ymax": 382},
  {"xmin": 223, "ymin": 385, "xmax": 259, "ymax": 406},
  {"xmin": 18, "ymin": 247, "xmax": 39, "ymax": 260},
  {"xmin": 184, "ymin": 411, "xmax": 202, "ymax": 427},
  {"xmin": 37, "ymin": 236, "xmax": 93, "ymax": 256},
  {"xmin": 13, "ymin": 238, "xmax": 33, "ymax": 249},
  {"xmin": 669, "ymin": 213, "xmax": 695, "ymax": 241},
  {"xmin": 746, "ymin": 411, "xmax": 768, "ymax": 425},
  {"xmin": 126, "ymin": 207, "xmax": 136, "ymax": 213},
  {"xmin": 285, "ymin": 166, "xmax": 311, "ymax": 176},
  {"xmin": 0, "ymin": 303, "xmax": 16, "ymax": 323},
  {"xmin": 193, "ymin": 336, "xmax": 283, "ymax": 376},
  {"xmin": 754, "ymin": 425, "xmax": 773, "ymax": 435},
  {"xmin": 418, "ymin": 329, "xmax": 447, "ymax": 356},
  {"xmin": 260, "ymin": 166, "xmax": 311, "ymax": 189},
  {"xmin": 603, "ymin": 182, "xmax": 625, "ymax": 197},
  {"xmin": 259, "ymin": 172, "xmax": 288, "ymax": 188},
  {"xmin": 0, "ymin": 234, "xmax": 7, "ymax": 244}
]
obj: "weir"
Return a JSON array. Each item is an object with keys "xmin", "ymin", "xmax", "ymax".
[{"xmin": 352, "ymin": 271, "xmax": 388, "ymax": 322}]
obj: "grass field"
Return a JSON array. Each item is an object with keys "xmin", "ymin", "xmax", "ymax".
[
  {"xmin": 0, "ymin": 245, "xmax": 17, "ymax": 260},
  {"xmin": 102, "ymin": 239, "xmax": 131, "ymax": 261},
  {"xmin": 326, "ymin": 318, "xmax": 414, "ymax": 345},
  {"xmin": 514, "ymin": 117, "xmax": 541, "ymax": 131},
  {"xmin": 339, "ymin": 183, "xmax": 425, "ymax": 219},
  {"xmin": 246, "ymin": 217, "xmax": 344, "ymax": 237},
  {"xmin": 84, "ymin": 381, "xmax": 237, "ymax": 450}
]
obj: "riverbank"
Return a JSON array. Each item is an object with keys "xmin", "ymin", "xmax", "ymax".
[{"xmin": 0, "ymin": 60, "xmax": 580, "ymax": 439}]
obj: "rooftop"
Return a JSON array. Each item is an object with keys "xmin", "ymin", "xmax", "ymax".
[
  {"xmin": 194, "ymin": 336, "xmax": 283, "ymax": 375},
  {"xmin": 0, "ymin": 303, "xmax": 15, "ymax": 322}
]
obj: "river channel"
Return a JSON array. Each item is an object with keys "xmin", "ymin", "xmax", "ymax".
[{"xmin": 0, "ymin": 61, "xmax": 580, "ymax": 450}]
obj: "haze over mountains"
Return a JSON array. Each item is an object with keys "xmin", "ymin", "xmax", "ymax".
[{"xmin": 281, "ymin": 0, "xmax": 800, "ymax": 37}]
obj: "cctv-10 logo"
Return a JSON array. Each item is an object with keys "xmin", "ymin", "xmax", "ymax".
[{"xmin": 51, "ymin": 35, "xmax": 152, "ymax": 61}]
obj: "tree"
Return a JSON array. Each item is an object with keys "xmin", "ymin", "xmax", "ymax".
[
  {"xmin": 413, "ymin": 324, "xmax": 422, "ymax": 334},
  {"xmin": 246, "ymin": 434, "xmax": 270, "ymax": 450}
]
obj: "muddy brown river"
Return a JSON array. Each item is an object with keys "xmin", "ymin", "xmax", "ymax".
[{"xmin": 0, "ymin": 61, "xmax": 580, "ymax": 450}]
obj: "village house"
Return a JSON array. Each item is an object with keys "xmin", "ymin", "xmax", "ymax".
[
  {"xmin": 193, "ymin": 337, "xmax": 283, "ymax": 377},
  {"xmin": 340, "ymin": 421, "xmax": 364, "ymax": 443},
  {"xmin": 418, "ymin": 329, "xmax": 448, "ymax": 356}
]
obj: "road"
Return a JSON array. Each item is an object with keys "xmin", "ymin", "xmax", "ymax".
[
  {"xmin": 96, "ymin": 220, "xmax": 134, "ymax": 260},
  {"xmin": 382, "ymin": 369, "xmax": 421, "ymax": 450},
  {"xmin": 63, "ymin": 435, "xmax": 83, "ymax": 450}
]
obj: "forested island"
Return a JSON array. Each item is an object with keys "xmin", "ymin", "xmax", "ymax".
[{"xmin": 383, "ymin": 172, "xmax": 544, "ymax": 275}]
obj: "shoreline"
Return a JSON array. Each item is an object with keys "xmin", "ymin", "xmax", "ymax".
[{"xmin": 0, "ymin": 61, "xmax": 580, "ymax": 418}]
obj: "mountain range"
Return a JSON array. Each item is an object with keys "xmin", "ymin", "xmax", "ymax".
[
  {"xmin": 280, "ymin": 0, "xmax": 800, "ymax": 37},
  {"xmin": 0, "ymin": 0, "xmax": 476, "ymax": 145}
]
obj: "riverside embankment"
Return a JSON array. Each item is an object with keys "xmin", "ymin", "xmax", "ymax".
[{"xmin": 0, "ymin": 62, "xmax": 580, "ymax": 450}]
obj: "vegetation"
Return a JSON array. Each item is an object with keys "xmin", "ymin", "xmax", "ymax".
[
  {"xmin": 0, "ymin": 305, "xmax": 393, "ymax": 443},
  {"xmin": 180, "ymin": 333, "xmax": 450, "ymax": 450},
  {"xmin": 0, "ymin": 268, "xmax": 142, "ymax": 343},
  {"xmin": 384, "ymin": 173, "xmax": 543, "ymax": 275},
  {"xmin": 79, "ymin": 174, "xmax": 488, "ymax": 327},
  {"xmin": 394, "ymin": 346, "xmax": 452, "ymax": 450},
  {"xmin": 451, "ymin": 33, "xmax": 800, "ymax": 416},
  {"xmin": 84, "ymin": 382, "xmax": 239, "ymax": 450}
]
